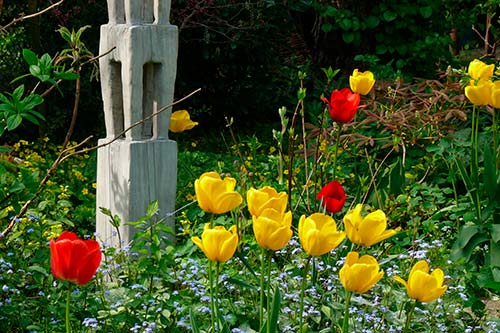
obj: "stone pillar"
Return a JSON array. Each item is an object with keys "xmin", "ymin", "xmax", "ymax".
[{"xmin": 96, "ymin": 0, "xmax": 178, "ymax": 247}]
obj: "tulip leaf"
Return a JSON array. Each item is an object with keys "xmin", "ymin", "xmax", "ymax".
[
  {"xmin": 490, "ymin": 239, "xmax": 500, "ymax": 268},
  {"xmin": 189, "ymin": 307, "xmax": 200, "ymax": 333},
  {"xmin": 268, "ymin": 288, "xmax": 281, "ymax": 333},
  {"xmin": 483, "ymin": 142, "xmax": 498, "ymax": 202},
  {"xmin": 451, "ymin": 225, "xmax": 488, "ymax": 262},
  {"xmin": 217, "ymin": 311, "xmax": 231, "ymax": 333},
  {"xmin": 491, "ymin": 225, "xmax": 500, "ymax": 243}
]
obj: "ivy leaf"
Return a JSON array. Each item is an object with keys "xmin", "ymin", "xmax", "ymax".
[
  {"xmin": 419, "ymin": 6, "xmax": 433, "ymax": 18},
  {"xmin": 383, "ymin": 11, "xmax": 397, "ymax": 22}
]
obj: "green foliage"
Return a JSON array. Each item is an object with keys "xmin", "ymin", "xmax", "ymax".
[{"xmin": 0, "ymin": 85, "xmax": 44, "ymax": 136}]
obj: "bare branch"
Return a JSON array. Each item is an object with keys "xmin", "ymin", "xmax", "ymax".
[{"xmin": 1, "ymin": 0, "xmax": 64, "ymax": 32}]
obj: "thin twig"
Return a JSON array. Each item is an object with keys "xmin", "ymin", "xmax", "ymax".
[
  {"xmin": 60, "ymin": 88, "xmax": 202, "ymax": 163},
  {"xmin": 1, "ymin": 88, "xmax": 201, "ymax": 240},
  {"xmin": 1, "ymin": 0, "xmax": 64, "ymax": 32}
]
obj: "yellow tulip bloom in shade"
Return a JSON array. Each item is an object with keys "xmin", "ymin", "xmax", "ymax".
[
  {"xmin": 169, "ymin": 110, "xmax": 199, "ymax": 133},
  {"xmin": 344, "ymin": 204, "xmax": 397, "ymax": 247},
  {"xmin": 247, "ymin": 186, "xmax": 288, "ymax": 217},
  {"xmin": 298, "ymin": 213, "xmax": 346, "ymax": 256},
  {"xmin": 191, "ymin": 223, "xmax": 238, "ymax": 262},
  {"xmin": 394, "ymin": 260, "xmax": 448, "ymax": 303},
  {"xmin": 490, "ymin": 81, "xmax": 500, "ymax": 108},
  {"xmin": 339, "ymin": 252, "xmax": 384, "ymax": 293},
  {"xmin": 252, "ymin": 208, "xmax": 293, "ymax": 251},
  {"xmin": 465, "ymin": 79, "xmax": 493, "ymax": 106},
  {"xmin": 349, "ymin": 69, "xmax": 375, "ymax": 95},
  {"xmin": 194, "ymin": 171, "xmax": 243, "ymax": 214},
  {"xmin": 468, "ymin": 59, "xmax": 495, "ymax": 81}
]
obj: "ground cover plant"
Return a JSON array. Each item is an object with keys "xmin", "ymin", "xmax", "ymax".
[
  {"xmin": 2, "ymin": 2, "xmax": 500, "ymax": 333},
  {"xmin": 2, "ymin": 58, "xmax": 500, "ymax": 332}
]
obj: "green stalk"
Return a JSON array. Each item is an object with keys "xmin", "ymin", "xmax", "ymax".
[
  {"xmin": 266, "ymin": 251, "xmax": 272, "ymax": 333},
  {"xmin": 259, "ymin": 247, "xmax": 265, "ymax": 330},
  {"xmin": 215, "ymin": 262, "xmax": 221, "ymax": 332},
  {"xmin": 208, "ymin": 260, "xmax": 216, "ymax": 332},
  {"xmin": 492, "ymin": 108, "xmax": 498, "ymax": 166},
  {"xmin": 65, "ymin": 286, "xmax": 71, "ymax": 333},
  {"xmin": 332, "ymin": 125, "xmax": 342, "ymax": 180},
  {"xmin": 342, "ymin": 290, "xmax": 352, "ymax": 333},
  {"xmin": 403, "ymin": 300, "xmax": 417, "ymax": 333},
  {"xmin": 471, "ymin": 106, "xmax": 482, "ymax": 221},
  {"xmin": 298, "ymin": 257, "xmax": 311, "ymax": 332}
]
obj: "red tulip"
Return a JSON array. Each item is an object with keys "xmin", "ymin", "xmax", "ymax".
[
  {"xmin": 317, "ymin": 180, "xmax": 346, "ymax": 213},
  {"xmin": 321, "ymin": 88, "xmax": 360, "ymax": 123},
  {"xmin": 50, "ymin": 231, "xmax": 102, "ymax": 286}
]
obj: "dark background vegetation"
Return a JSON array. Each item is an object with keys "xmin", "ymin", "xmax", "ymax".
[{"xmin": 0, "ymin": 0, "xmax": 497, "ymax": 145}]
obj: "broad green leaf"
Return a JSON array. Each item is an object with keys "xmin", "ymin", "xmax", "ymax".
[
  {"xmin": 54, "ymin": 71, "xmax": 79, "ymax": 81},
  {"xmin": 23, "ymin": 49, "xmax": 38, "ymax": 66},
  {"xmin": 29, "ymin": 65, "xmax": 42, "ymax": 77},
  {"xmin": 6, "ymin": 114, "xmax": 22, "ymax": 130},
  {"xmin": 451, "ymin": 225, "xmax": 488, "ymax": 262},
  {"xmin": 22, "ymin": 94, "xmax": 43, "ymax": 111},
  {"xmin": 12, "ymin": 85, "xmax": 24, "ymax": 101},
  {"xmin": 21, "ymin": 113, "xmax": 40, "ymax": 125}
]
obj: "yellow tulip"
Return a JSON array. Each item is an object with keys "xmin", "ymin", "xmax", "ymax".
[
  {"xmin": 344, "ymin": 204, "xmax": 397, "ymax": 247},
  {"xmin": 468, "ymin": 59, "xmax": 495, "ymax": 81},
  {"xmin": 252, "ymin": 208, "xmax": 293, "ymax": 251},
  {"xmin": 394, "ymin": 260, "xmax": 447, "ymax": 303},
  {"xmin": 465, "ymin": 79, "xmax": 493, "ymax": 106},
  {"xmin": 349, "ymin": 69, "xmax": 375, "ymax": 95},
  {"xmin": 194, "ymin": 171, "xmax": 243, "ymax": 214},
  {"xmin": 298, "ymin": 213, "xmax": 346, "ymax": 256},
  {"xmin": 169, "ymin": 110, "xmax": 199, "ymax": 133},
  {"xmin": 339, "ymin": 252, "xmax": 384, "ymax": 293},
  {"xmin": 490, "ymin": 81, "xmax": 500, "ymax": 108},
  {"xmin": 191, "ymin": 223, "xmax": 238, "ymax": 262},
  {"xmin": 247, "ymin": 186, "xmax": 288, "ymax": 217}
]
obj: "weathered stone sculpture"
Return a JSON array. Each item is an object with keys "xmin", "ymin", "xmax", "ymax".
[{"xmin": 96, "ymin": 0, "xmax": 178, "ymax": 247}]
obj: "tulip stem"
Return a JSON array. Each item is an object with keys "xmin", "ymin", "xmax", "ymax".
[
  {"xmin": 208, "ymin": 260, "xmax": 217, "ymax": 332},
  {"xmin": 403, "ymin": 300, "xmax": 417, "ymax": 333},
  {"xmin": 259, "ymin": 247, "xmax": 265, "ymax": 330},
  {"xmin": 298, "ymin": 257, "xmax": 311, "ymax": 333},
  {"xmin": 332, "ymin": 124, "xmax": 342, "ymax": 180},
  {"xmin": 65, "ymin": 286, "xmax": 71, "ymax": 333},
  {"xmin": 342, "ymin": 290, "xmax": 352, "ymax": 333},
  {"xmin": 215, "ymin": 262, "xmax": 221, "ymax": 332},
  {"xmin": 266, "ymin": 251, "xmax": 272, "ymax": 333}
]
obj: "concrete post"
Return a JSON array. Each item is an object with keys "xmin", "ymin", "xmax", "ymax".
[{"xmin": 96, "ymin": 0, "xmax": 178, "ymax": 247}]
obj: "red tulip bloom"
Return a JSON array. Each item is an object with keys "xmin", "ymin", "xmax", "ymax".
[
  {"xmin": 317, "ymin": 180, "xmax": 346, "ymax": 213},
  {"xmin": 50, "ymin": 231, "xmax": 102, "ymax": 286},
  {"xmin": 321, "ymin": 88, "xmax": 360, "ymax": 123}
]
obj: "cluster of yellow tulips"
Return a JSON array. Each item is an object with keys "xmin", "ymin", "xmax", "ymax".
[
  {"xmin": 190, "ymin": 170, "xmax": 448, "ymax": 331},
  {"xmin": 464, "ymin": 58, "xmax": 500, "ymax": 107}
]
